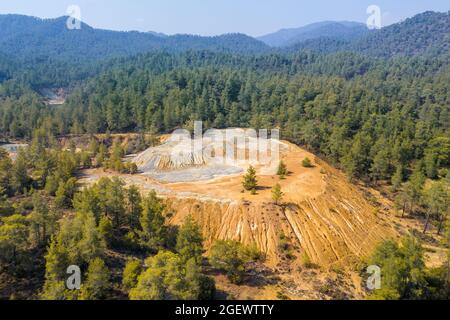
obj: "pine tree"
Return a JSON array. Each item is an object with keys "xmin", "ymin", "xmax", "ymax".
[
  {"xmin": 139, "ymin": 191, "xmax": 167, "ymax": 250},
  {"xmin": 41, "ymin": 236, "xmax": 71, "ymax": 300},
  {"xmin": 242, "ymin": 166, "xmax": 258, "ymax": 192},
  {"xmin": 176, "ymin": 215, "xmax": 203, "ymax": 264},
  {"xmin": 40, "ymin": 279, "xmax": 73, "ymax": 300},
  {"xmin": 104, "ymin": 177, "xmax": 126, "ymax": 229},
  {"xmin": 95, "ymin": 144, "xmax": 108, "ymax": 167},
  {"xmin": 0, "ymin": 214, "xmax": 29, "ymax": 263},
  {"xmin": 424, "ymin": 151, "xmax": 439, "ymax": 179},
  {"xmin": 78, "ymin": 212, "xmax": 106, "ymax": 262},
  {"xmin": 98, "ymin": 215, "xmax": 113, "ymax": 245},
  {"xmin": 55, "ymin": 178, "xmax": 77, "ymax": 209},
  {"xmin": 424, "ymin": 182, "xmax": 449, "ymax": 235},
  {"xmin": 11, "ymin": 148, "xmax": 31, "ymax": 194},
  {"xmin": 122, "ymin": 258, "xmax": 142, "ymax": 290},
  {"xmin": 341, "ymin": 133, "xmax": 371, "ymax": 179},
  {"xmin": 29, "ymin": 192, "xmax": 55, "ymax": 246},
  {"xmin": 404, "ymin": 164, "xmax": 426, "ymax": 215},
  {"xmin": 394, "ymin": 191, "xmax": 409, "ymax": 218},
  {"xmin": 125, "ymin": 186, "xmax": 142, "ymax": 230},
  {"xmin": 369, "ymin": 237, "xmax": 426, "ymax": 300},
  {"xmin": 209, "ymin": 240, "xmax": 258, "ymax": 284},
  {"xmin": 129, "ymin": 251, "xmax": 186, "ymax": 300},
  {"xmin": 44, "ymin": 175, "xmax": 59, "ymax": 196},
  {"xmin": 391, "ymin": 165, "xmax": 403, "ymax": 191},
  {"xmin": 79, "ymin": 258, "xmax": 110, "ymax": 300},
  {"xmin": 0, "ymin": 148, "xmax": 12, "ymax": 196},
  {"xmin": 370, "ymin": 148, "xmax": 391, "ymax": 183},
  {"xmin": 272, "ymin": 184, "xmax": 284, "ymax": 205}
]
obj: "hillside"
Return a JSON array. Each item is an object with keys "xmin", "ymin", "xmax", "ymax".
[
  {"xmin": 353, "ymin": 11, "xmax": 450, "ymax": 57},
  {"xmin": 72, "ymin": 133, "xmax": 445, "ymax": 299},
  {"xmin": 130, "ymin": 140, "xmax": 397, "ymax": 266},
  {"xmin": 289, "ymin": 11, "xmax": 450, "ymax": 57},
  {"xmin": 1, "ymin": 11, "xmax": 447, "ymax": 66},
  {"xmin": 259, "ymin": 21, "xmax": 369, "ymax": 47},
  {"xmin": 0, "ymin": 14, "xmax": 270, "ymax": 62},
  {"xmin": 0, "ymin": 11, "xmax": 448, "ymax": 90}
]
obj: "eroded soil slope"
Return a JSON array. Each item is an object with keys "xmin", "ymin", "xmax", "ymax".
[{"xmin": 81, "ymin": 141, "xmax": 397, "ymax": 267}]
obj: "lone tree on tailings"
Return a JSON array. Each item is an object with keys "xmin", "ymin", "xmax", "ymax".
[
  {"xmin": 242, "ymin": 166, "xmax": 258, "ymax": 194},
  {"xmin": 272, "ymin": 183, "xmax": 284, "ymax": 205},
  {"xmin": 277, "ymin": 161, "xmax": 288, "ymax": 179}
]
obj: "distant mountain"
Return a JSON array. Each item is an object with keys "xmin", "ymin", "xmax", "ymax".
[
  {"xmin": 0, "ymin": 11, "xmax": 447, "ymax": 90},
  {"xmin": 259, "ymin": 21, "xmax": 369, "ymax": 47},
  {"xmin": 0, "ymin": 14, "xmax": 270, "ymax": 62},
  {"xmin": 288, "ymin": 11, "xmax": 450, "ymax": 58},
  {"xmin": 1, "ymin": 11, "xmax": 447, "ymax": 63}
]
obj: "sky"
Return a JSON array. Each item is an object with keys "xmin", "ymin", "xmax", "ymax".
[{"xmin": 0, "ymin": 0, "xmax": 448, "ymax": 36}]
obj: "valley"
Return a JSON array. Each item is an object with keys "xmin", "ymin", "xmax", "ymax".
[{"xmin": 0, "ymin": 6, "xmax": 448, "ymax": 302}]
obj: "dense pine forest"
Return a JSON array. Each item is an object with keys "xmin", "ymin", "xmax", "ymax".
[{"xmin": 0, "ymin": 10, "xmax": 449, "ymax": 300}]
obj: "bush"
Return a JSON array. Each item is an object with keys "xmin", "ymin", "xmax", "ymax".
[
  {"xmin": 277, "ymin": 161, "xmax": 288, "ymax": 178},
  {"xmin": 198, "ymin": 275, "xmax": 216, "ymax": 300},
  {"xmin": 277, "ymin": 291, "xmax": 291, "ymax": 300},
  {"xmin": 302, "ymin": 157, "xmax": 314, "ymax": 168},
  {"xmin": 301, "ymin": 253, "xmax": 317, "ymax": 269}
]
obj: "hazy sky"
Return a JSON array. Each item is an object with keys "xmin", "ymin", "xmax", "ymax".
[{"xmin": 0, "ymin": 0, "xmax": 448, "ymax": 36}]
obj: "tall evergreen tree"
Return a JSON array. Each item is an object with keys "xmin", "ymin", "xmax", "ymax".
[
  {"xmin": 242, "ymin": 166, "xmax": 258, "ymax": 192},
  {"xmin": 176, "ymin": 215, "xmax": 203, "ymax": 264}
]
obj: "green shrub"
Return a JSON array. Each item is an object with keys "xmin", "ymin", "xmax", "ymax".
[{"xmin": 302, "ymin": 157, "xmax": 314, "ymax": 168}]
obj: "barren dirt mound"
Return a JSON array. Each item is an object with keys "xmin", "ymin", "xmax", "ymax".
[
  {"xmin": 166, "ymin": 165, "xmax": 394, "ymax": 267},
  {"xmin": 81, "ymin": 139, "xmax": 396, "ymax": 268},
  {"xmin": 132, "ymin": 129, "xmax": 288, "ymax": 182}
]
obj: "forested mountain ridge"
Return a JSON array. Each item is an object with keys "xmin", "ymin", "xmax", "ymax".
[
  {"xmin": 0, "ymin": 14, "xmax": 270, "ymax": 62},
  {"xmin": 1, "ymin": 11, "xmax": 447, "ymax": 64},
  {"xmin": 354, "ymin": 11, "xmax": 450, "ymax": 57},
  {"xmin": 0, "ymin": 14, "xmax": 270, "ymax": 88},
  {"xmin": 289, "ymin": 11, "xmax": 450, "ymax": 58},
  {"xmin": 0, "ymin": 11, "xmax": 447, "ymax": 90},
  {"xmin": 259, "ymin": 21, "xmax": 369, "ymax": 47}
]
